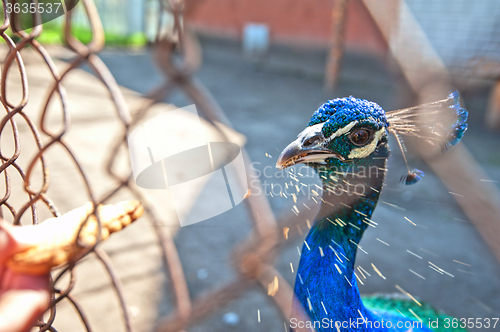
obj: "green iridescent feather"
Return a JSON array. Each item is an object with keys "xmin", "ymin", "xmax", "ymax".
[{"xmin": 362, "ymin": 294, "xmax": 468, "ymax": 332}]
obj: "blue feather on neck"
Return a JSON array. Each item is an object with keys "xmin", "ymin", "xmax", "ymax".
[
  {"xmin": 291, "ymin": 147, "xmax": 432, "ymax": 331},
  {"xmin": 292, "ymin": 158, "xmax": 384, "ymax": 330}
]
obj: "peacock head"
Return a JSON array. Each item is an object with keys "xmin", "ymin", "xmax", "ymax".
[
  {"xmin": 277, "ymin": 92, "xmax": 468, "ymax": 186},
  {"xmin": 276, "ymin": 96, "xmax": 390, "ymax": 174}
]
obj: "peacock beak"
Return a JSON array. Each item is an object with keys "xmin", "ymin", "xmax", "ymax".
[
  {"xmin": 276, "ymin": 138, "xmax": 344, "ymax": 169},
  {"xmin": 276, "ymin": 140, "xmax": 302, "ymax": 169}
]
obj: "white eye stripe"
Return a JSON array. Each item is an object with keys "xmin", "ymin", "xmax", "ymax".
[
  {"xmin": 300, "ymin": 120, "xmax": 379, "ymax": 148},
  {"xmin": 325, "ymin": 121, "xmax": 358, "ymax": 143},
  {"xmin": 347, "ymin": 128, "xmax": 386, "ymax": 159}
]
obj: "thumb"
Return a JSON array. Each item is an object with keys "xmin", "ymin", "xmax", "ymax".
[
  {"xmin": 0, "ymin": 221, "xmax": 19, "ymax": 265},
  {"xmin": 0, "ymin": 221, "xmax": 39, "ymax": 265}
]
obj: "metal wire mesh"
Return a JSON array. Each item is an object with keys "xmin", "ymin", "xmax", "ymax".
[
  {"xmin": 0, "ymin": 0, "xmax": 308, "ymax": 331},
  {"xmin": 401, "ymin": 0, "xmax": 500, "ymax": 82}
]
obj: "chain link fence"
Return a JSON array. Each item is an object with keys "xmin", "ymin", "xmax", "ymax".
[{"xmin": 0, "ymin": 0, "xmax": 313, "ymax": 331}]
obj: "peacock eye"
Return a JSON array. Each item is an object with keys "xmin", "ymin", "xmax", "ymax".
[
  {"xmin": 349, "ymin": 128, "xmax": 371, "ymax": 146},
  {"xmin": 303, "ymin": 135, "xmax": 321, "ymax": 147}
]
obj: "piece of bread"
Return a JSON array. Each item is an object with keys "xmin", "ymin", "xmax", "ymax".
[{"xmin": 6, "ymin": 200, "xmax": 144, "ymax": 275}]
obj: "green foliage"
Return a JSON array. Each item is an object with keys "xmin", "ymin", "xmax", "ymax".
[{"xmin": 0, "ymin": 22, "xmax": 147, "ymax": 47}]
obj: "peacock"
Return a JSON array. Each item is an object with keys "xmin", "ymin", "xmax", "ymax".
[{"xmin": 276, "ymin": 92, "xmax": 468, "ymax": 332}]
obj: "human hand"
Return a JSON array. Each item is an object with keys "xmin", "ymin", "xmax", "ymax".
[
  {"xmin": 0, "ymin": 200, "xmax": 143, "ymax": 332},
  {"xmin": 0, "ymin": 222, "xmax": 50, "ymax": 332}
]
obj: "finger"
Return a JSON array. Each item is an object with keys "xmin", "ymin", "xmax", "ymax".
[
  {"xmin": 0, "ymin": 272, "xmax": 50, "ymax": 332},
  {"xmin": 0, "ymin": 222, "xmax": 18, "ymax": 265},
  {"xmin": 0, "ymin": 288, "xmax": 50, "ymax": 332},
  {"xmin": 0, "ymin": 221, "xmax": 44, "ymax": 264}
]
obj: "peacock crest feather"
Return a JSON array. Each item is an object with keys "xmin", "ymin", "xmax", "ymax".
[{"xmin": 386, "ymin": 91, "xmax": 468, "ymax": 150}]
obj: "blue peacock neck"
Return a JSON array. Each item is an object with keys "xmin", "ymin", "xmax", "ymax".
[{"xmin": 292, "ymin": 159, "xmax": 387, "ymax": 331}]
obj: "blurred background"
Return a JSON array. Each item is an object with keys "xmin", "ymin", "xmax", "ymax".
[{"xmin": 1, "ymin": 0, "xmax": 500, "ymax": 331}]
